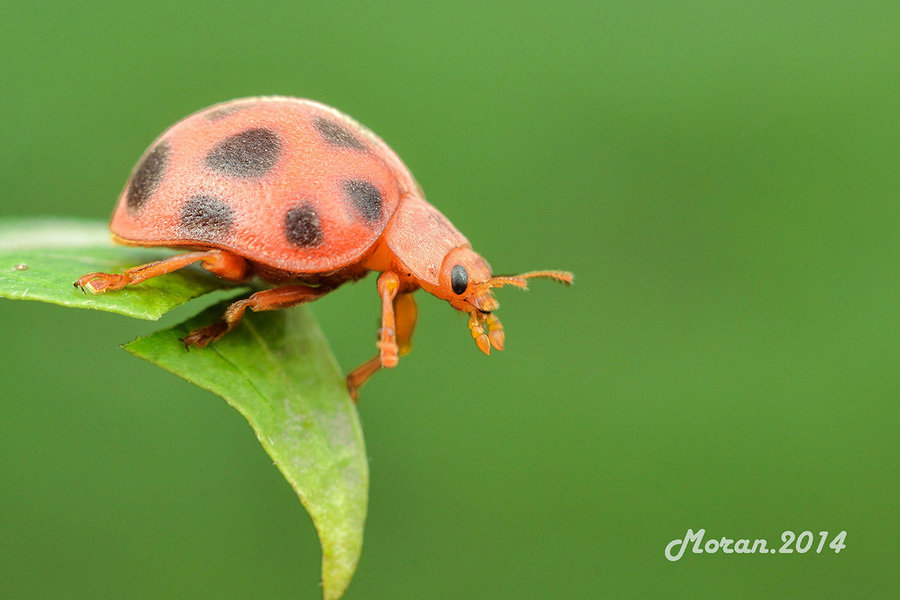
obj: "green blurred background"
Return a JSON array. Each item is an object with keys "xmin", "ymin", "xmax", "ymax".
[{"xmin": 1, "ymin": 1, "xmax": 897, "ymax": 598}]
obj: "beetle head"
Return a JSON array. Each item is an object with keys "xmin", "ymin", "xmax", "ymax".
[{"xmin": 434, "ymin": 247, "xmax": 573, "ymax": 354}]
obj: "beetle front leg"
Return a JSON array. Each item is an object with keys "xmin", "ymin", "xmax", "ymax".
[
  {"xmin": 376, "ymin": 271, "xmax": 401, "ymax": 367},
  {"xmin": 393, "ymin": 291, "xmax": 418, "ymax": 357},
  {"xmin": 346, "ymin": 273, "xmax": 418, "ymax": 401}
]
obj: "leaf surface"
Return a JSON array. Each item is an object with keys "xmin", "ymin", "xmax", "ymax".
[
  {"xmin": 1, "ymin": 218, "xmax": 367, "ymax": 598},
  {"xmin": 0, "ymin": 218, "xmax": 240, "ymax": 319},
  {"xmin": 125, "ymin": 301, "xmax": 367, "ymax": 600}
]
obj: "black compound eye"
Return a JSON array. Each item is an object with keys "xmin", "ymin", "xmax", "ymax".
[{"xmin": 450, "ymin": 265, "xmax": 468, "ymax": 295}]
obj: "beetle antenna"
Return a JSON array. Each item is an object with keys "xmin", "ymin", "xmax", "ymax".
[
  {"xmin": 515, "ymin": 270, "xmax": 574, "ymax": 285},
  {"xmin": 484, "ymin": 276, "xmax": 528, "ymax": 289},
  {"xmin": 482, "ymin": 270, "xmax": 573, "ymax": 291}
]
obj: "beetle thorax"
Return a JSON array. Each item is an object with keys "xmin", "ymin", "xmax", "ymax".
[{"xmin": 377, "ymin": 194, "xmax": 470, "ymax": 289}]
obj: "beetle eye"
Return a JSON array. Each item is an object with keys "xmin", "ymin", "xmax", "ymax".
[{"xmin": 450, "ymin": 265, "xmax": 468, "ymax": 295}]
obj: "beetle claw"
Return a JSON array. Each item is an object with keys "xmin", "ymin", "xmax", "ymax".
[
  {"xmin": 73, "ymin": 272, "xmax": 128, "ymax": 294},
  {"xmin": 181, "ymin": 322, "xmax": 228, "ymax": 349}
]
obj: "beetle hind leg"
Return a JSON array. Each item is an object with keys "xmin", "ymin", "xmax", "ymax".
[{"xmin": 74, "ymin": 249, "xmax": 248, "ymax": 293}]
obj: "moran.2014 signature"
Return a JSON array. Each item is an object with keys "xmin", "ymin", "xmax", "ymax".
[{"xmin": 665, "ymin": 528, "xmax": 847, "ymax": 561}]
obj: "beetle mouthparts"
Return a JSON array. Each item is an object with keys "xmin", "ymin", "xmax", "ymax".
[{"xmin": 467, "ymin": 290, "xmax": 499, "ymax": 313}]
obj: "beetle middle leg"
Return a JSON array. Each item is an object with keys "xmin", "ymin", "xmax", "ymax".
[
  {"xmin": 181, "ymin": 284, "xmax": 333, "ymax": 348},
  {"xmin": 346, "ymin": 272, "xmax": 418, "ymax": 401}
]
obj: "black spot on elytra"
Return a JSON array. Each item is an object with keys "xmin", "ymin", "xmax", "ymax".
[
  {"xmin": 314, "ymin": 117, "xmax": 366, "ymax": 151},
  {"xmin": 127, "ymin": 142, "xmax": 169, "ymax": 212},
  {"xmin": 205, "ymin": 128, "xmax": 281, "ymax": 177},
  {"xmin": 180, "ymin": 195, "xmax": 234, "ymax": 239},
  {"xmin": 285, "ymin": 203, "xmax": 324, "ymax": 247},
  {"xmin": 342, "ymin": 179, "xmax": 383, "ymax": 224}
]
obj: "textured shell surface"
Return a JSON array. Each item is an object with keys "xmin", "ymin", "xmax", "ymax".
[{"xmin": 110, "ymin": 97, "xmax": 418, "ymax": 274}]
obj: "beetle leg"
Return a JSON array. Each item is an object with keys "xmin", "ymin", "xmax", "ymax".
[
  {"xmin": 375, "ymin": 272, "xmax": 401, "ymax": 368},
  {"xmin": 74, "ymin": 249, "xmax": 248, "ymax": 293},
  {"xmin": 346, "ymin": 272, "xmax": 419, "ymax": 401},
  {"xmin": 393, "ymin": 292, "xmax": 418, "ymax": 357},
  {"xmin": 181, "ymin": 284, "xmax": 334, "ymax": 348},
  {"xmin": 345, "ymin": 356, "xmax": 382, "ymax": 403}
]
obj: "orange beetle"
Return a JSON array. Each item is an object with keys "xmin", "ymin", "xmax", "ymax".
[{"xmin": 75, "ymin": 97, "xmax": 572, "ymax": 399}]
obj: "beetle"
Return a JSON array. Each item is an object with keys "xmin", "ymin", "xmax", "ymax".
[{"xmin": 75, "ymin": 97, "xmax": 572, "ymax": 399}]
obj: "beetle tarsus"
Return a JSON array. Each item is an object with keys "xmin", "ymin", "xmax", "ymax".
[
  {"xmin": 346, "ymin": 356, "xmax": 383, "ymax": 403},
  {"xmin": 181, "ymin": 322, "xmax": 229, "ymax": 349}
]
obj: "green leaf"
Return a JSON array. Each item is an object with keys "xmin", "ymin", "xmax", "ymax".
[
  {"xmin": 125, "ymin": 300, "xmax": 368, "ymax": 600},
  {"xmin": 1, "ymin": 217, "xmax": 368, "ymax": 597},
  {"xmin": 0, "ymin": 218, "xmax": 241, "ymax": 320}
]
